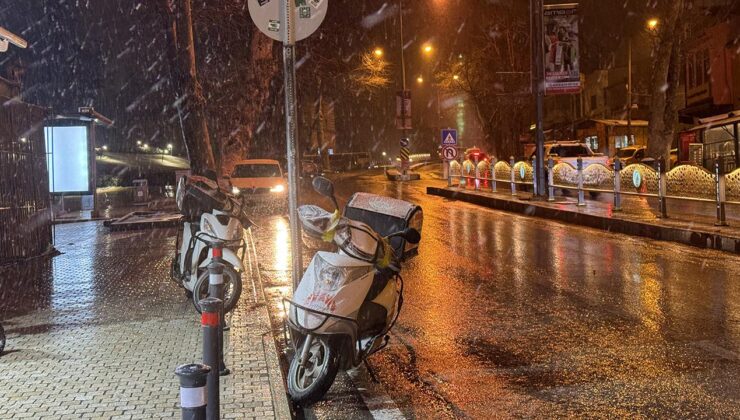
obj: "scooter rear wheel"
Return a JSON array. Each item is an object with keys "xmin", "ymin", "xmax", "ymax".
[
  {"xmin": 287, "ymin": 336, "xmax": 341, "ymax": 406},
  {"xmin": 191, "ymin": 264, "xmax": 242, "ymax": 314}
]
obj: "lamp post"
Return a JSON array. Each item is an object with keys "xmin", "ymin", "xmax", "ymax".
[{"xmin": 627, "ymin": 18, "xmax": 659, "ymax": 142}]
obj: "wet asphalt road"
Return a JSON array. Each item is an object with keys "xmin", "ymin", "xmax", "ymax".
[{"xmin": 256, "ymin": 167, "xmax": 740, "ymax": 419}]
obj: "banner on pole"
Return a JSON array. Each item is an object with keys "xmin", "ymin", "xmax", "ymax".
[
  {"xmin": 395, "ymin": 90, "xmax": 412, "ymax": 130},
  {"xmin": 543, "ymin": 3, "xmax": 580, "ymax": 95}
]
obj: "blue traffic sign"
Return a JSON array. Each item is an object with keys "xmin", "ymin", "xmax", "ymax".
[{"xmin": 441, "ymin": 129, "xmax": 458, "ymax": 145}]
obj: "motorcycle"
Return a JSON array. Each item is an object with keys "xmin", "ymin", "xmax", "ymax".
[
  {"xmin": 171, "ymin": 174, "xmax": 252, "ymax": 313},
  {"xmin": 284, "ymin": 177, "xmax": 422, "ymax": 405}
]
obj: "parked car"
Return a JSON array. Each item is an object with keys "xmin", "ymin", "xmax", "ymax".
[
  {"xmin": 610, "ymin": 146, "xmax": 646, "ymax": 167},
  {"xmin": 229, "ymin": 159, "xmax": 287, "ymax": 206},
  {"xmin": 527, "ymin": 141, "xmax": 609, "ymax": 168},
  {"xmin": 611, "ymin": 146, "xmax": 678, "ymax": 169}
]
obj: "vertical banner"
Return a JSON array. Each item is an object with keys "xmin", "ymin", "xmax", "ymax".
[
  {"xmin": 543, "ymin": 3, "xmax": 580, "ymax": 95},
  {"xmin": 395, "ymin": 90, "xmax": 412, "ymax": 129}
]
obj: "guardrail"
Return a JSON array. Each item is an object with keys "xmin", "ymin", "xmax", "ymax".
[{"xmin": 448, "ymin": 156, "xmax": 740, "ymax": 226}]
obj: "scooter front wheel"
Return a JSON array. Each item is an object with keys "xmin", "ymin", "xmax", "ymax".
[
  {"xmin": 287, "ymin": 335, "xmax": 341, "ymax": 406},
  {"xmin": 0, "ymin": 323, "xmax": 6, "ymax": 355},
  {"xmin": 191, "ymin": 264, "xmax": 242, "ymax": 314}
]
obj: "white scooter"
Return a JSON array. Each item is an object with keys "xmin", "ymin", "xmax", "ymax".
[
  {"xmin": 171, "ymin": 174, "xmax": 251, "ymax": 313},
  {"xmin": 284, "ymin": 177, "xmax": 422, "ymax": 405}
]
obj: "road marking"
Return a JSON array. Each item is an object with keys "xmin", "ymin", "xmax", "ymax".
[{"xmin": 347, "ymin": 368, "xmax": 406, "ymax": 420}]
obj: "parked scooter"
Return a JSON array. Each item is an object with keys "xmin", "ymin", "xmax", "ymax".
[
  {"xmin": 171, "ymin": 174, "xmax": 252, "ymax": 313},
  {"xmin": 284, "ymin": 177, "xmax": 422, "ymax": 405}
]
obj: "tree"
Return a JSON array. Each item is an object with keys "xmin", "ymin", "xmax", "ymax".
[
  {"xmin": 645, "ymin": 0, "xmax": 685, "ymax": 166},
  {"xmin": 157, "ymin": 0, "xmax": 216, "ymax": 173},
  {"xmin": 435, "ymin": 0, "xmax": 532, "ymax": 158}
]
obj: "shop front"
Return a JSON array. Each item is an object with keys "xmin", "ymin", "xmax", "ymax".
[{"xmin": 680, "ymin": 114, "xmax": 739, "ymax": 173}]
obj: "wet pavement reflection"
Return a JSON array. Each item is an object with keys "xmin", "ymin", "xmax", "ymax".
[{"xmin": 260, "ymin": 168, "xmax": 740, "ymax": 418}]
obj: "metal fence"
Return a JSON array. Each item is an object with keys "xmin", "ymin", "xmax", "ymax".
[
  {"xmin": 0, "ymin": 98, "xmax": 52, "ymax": 263},
  {"xmin": 449, "ymin": 156, "xmax": 740, "ymax": 226}
]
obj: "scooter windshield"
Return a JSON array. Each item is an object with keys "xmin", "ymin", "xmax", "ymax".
[{"xmin": 298, "ymin": 205, "xmax": 338, "ymax": 239}]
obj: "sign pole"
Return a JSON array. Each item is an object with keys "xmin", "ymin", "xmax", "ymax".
[
  {"xmin": 281, "ymin": 0, "xmax": 302, "ymax": 291},
  {"xmin": 533, "ymin": 0, "xmax": 546, "ymax": 197}
]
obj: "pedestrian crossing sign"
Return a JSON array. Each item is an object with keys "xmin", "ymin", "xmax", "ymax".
[{"xmin": 441, "ymin": 129, "xmax": 457, "ymax": 145}]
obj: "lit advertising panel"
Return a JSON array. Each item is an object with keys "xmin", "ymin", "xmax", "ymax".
[{"xmin": 44, "ymin": 126, "xmax": 90, "ymax": 193}]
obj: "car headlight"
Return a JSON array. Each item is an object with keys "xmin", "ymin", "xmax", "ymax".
[
  {"xmin": 270, "ymin": 184, "xmax": 285, "ymax": 193},
  {"xmin": 231, "ymin": 186, "xmax": 240, "ymax": 196}
]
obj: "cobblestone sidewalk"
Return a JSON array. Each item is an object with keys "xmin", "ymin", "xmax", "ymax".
[{"xmin": 0, "ymin": 222, "xmax": 291, "ymax": 419}]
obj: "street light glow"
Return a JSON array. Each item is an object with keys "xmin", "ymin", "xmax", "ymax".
[
  {"xmin": 382, "ymin": 151, "xmax": 387, "ymax": 156},
  {"xmin": 373, "ymin": 48, "xmax": 384, "ymax": 58},
  {"xmin": 136, "ymin": 140, "xmax": 142, "ymax": 145},
  {"xmin": 102, "ymin": 145, "xmax": 108, "ymax": 151},
  {"xmin": 416, "ymin": 75, "xmax": 424, "ymax": 84},
  {"xmin": 453, "ymin": 75, "xmax": 459, "ymax": 81},
  {"xmin": 143, "ymin": 143, "xmax": 149, "ymax": 150},
  {"xmin": 422, "ymin": 44, "xmax": 433, "ymax": 55},
  {"xmin": 647, "ymin": 18, "xmax": 659, "ymax": 30},
  {"xmin": 167, "ymin": 143, "xmax": 173, "ymax": 149}
]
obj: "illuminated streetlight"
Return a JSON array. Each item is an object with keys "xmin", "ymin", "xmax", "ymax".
[
  {"xmin": 416, "ymin": 75, "xmax": 424, "ymax": 84},
  {"xmin": 422, "ymin": 44, "xmax": 433, "ymax": 55},
  {"xmin": 647, "ymin": 18, "xmax": 659, "ymax": 30},
  {"xmin": 382, "ymin": 151, "xmax": 387, "ymax": 156},
  {"xmin": 167, "ymin": 143, "xmax": 173, "ymax": 150},
  {"xmin": 102, "ymin": 145, "xmax": 108, "ymax": 151},
  {"xmin": 373, "ymin": 48, "xmax": 384, "ymax": 58},
  {"xmin": 136, "ymin": 140, "xmax": 142, "ymax": 145},
  {"xmin": 453, "ymin": 75, "xmax": 459, "ymax": 81},
  {"xmin": 143, "ymin": 143, "xmax": 149, "ymax": 150}
]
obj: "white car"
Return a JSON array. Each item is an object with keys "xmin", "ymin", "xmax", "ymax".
[{"xmin": 229, "ymin": 159, "xmax": 287, "ymax": 202}]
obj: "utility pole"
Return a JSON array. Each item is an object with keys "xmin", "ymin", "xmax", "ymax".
[{"xmin": 532, "ymin": 0, "xmax": 546, "ymax": 197}]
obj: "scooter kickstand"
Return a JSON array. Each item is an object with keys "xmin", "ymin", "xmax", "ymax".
[{"xmin": 363, "ymin": 359, "xmax": 380, "ymax": 384}]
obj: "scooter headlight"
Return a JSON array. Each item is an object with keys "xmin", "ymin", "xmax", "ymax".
[
  {"xmin": 314, "ymin": 255, "xmax": 370, "ymax": 293},
  {"xmin": 202, "ymin": 219, "xmax": 216, "ymax": 236}
]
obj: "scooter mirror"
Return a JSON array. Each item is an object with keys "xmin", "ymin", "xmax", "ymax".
[
  {"xmin": 402, "ymin": 228, "xmax": 421, "ymax": 245},
  {"xmin": 312, "ymin": 176, "xmax": 335, "ymax": 199}
]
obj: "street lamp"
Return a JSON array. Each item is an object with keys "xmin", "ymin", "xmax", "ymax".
[
  {"xmin": 102, "ymin": 145, "xmax": 108, "ymax": 151},
  {"xmin": 422, "ymin": 44, "xmax": 433, "ymax": 55},
  {"xmin": 373, "ymin": 47, "xmax": 384, "ymax": 58},
  {"xmin": 382, "ymin": 151, "xmax": 387, "ymax": 156},
  {"xmin": 453, "ymin": 74, "xmax": 459, "ymax": 81},
  {"xmin": 647, "ymin": 18, "xmax": 659, "ymax": 31},
  {"xmin": 142, "ymin": 143, "xmax": 149, "ymax": 151},
  {"xmin": 416, "ymin": 75, "xmax": 424, "ymax": 84}
]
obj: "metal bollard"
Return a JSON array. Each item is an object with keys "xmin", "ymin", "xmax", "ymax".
[
  {"xmin": 613, "ymin": 159, "xmax": 622, "ymax": 211},
  {"xmin": 509, "ymin": 156, "xmax": 516, "ymax": 195},
  {"xmin": 715, "ymin": 159, "xmax": 727, "ymax": 226},
  {"xmin": 474, "ymin": 155, "xmax": 480, "ymax": 190},
  {"xmin": 491, "ymin": 157, "xmax": 497, "ymax": 192},
  {"xmin": 200, "ymin": 297, "xmax": 223, "ymax": 420},
  {"xmin": 547, "ymin": 157, "xmax": 555, "ymax": 201},
  {"xmin": 207, "ymin": 256, "xmax": 229, "ymax": 376},
  {"xmin": 531, "ymin": 155, "xmax": 538, "ymax": 196},
  {"xmin": 175, "ymin": 363, "xmax": 210, "ymax": 420},
  {"xmin": 576, "ymin": 157, "xmax": 585, "ymax": 206},
  {"xmin": 657, "ymin": 158, "xmax": 668, "ymax": 218}
]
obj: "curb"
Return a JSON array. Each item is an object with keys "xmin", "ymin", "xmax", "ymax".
[{"xmin": 428, "ymin": 186, "xmax": 740, "ymax": 255}]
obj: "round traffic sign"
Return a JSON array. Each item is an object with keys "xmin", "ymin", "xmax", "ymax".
[
  {"xmin": 442, "ymin": 146, "xmax": 458, "ymax": 161},
  {"xmin": 248, "ymin": 0, "xmax": 329, "ymax": 42},
  {"xmin": 399, "ymin": 138, "xmax": 410, "ymax": 148}
]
